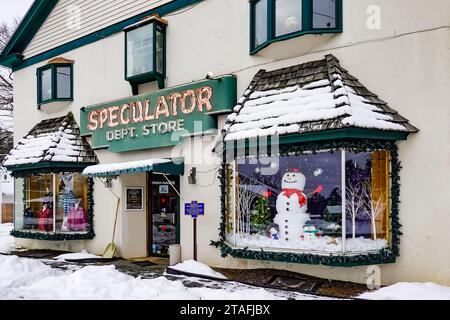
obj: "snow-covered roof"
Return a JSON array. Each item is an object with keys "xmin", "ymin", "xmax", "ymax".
[
  {"xmin": 3, "ymin": 113, "xmax": 97, "ymax": 167},
  {"xmin": 223, "ymin": 54, "xmax": 418, "ymax": 142},
  {"xmin": 82, "ymin": 158, "xmax": 172, "ymax": 177}
]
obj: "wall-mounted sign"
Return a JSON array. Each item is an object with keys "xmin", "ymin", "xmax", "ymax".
[
  {"xmin": 80, "ymin": 76, "xmax": 237, "ymax": 152},
  {"xmin": 159, "ymin": 185, "xmax": 169, "ymax": 194},
  {"xmin": 185, "ymin": 201, "xmax": 204, "ymax": 218},
  {"xmin": 125, "ymin": 187, "xmax": 144, "ymax": 211}
]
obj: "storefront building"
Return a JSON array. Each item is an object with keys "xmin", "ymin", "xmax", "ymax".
[{"xmin": 0, "ymin": 0, "xmax": 449, "ymax": 286}]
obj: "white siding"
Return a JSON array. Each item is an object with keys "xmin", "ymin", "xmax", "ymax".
[{"xmin": 23, "ymin": 0, "xmax": 172, "ymax": 59}]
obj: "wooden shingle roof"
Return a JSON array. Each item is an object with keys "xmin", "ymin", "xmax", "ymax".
[
  {"xmin": 3, "ymin": 113, "xmax": 97, "ymax": 167},
  {"xmin": 223, "ymin": 54, "xmax": 418, "ymax": 141}
]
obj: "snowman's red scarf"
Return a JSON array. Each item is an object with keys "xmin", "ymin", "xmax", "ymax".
[{"xmin": 282, "ymin": 189, "xmax": 307, "ymax": 208}]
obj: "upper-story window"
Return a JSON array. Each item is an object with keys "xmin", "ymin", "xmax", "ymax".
[
  {"xmin": 37, "ymin": 58, "xmax": 74, "ymax": 105},
  {"xmin": 250, "ymin": 0, "xmax": 342, "ymax": 54},
  {"xmin": 124, "ymin": 15, "xmax": 167, "ymax": 93}
]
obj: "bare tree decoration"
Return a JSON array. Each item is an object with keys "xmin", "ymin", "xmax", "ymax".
[
  {"xmin": 361, "ymin": 181, "xmax": 386, "ymax": 240},
  {"xmin": 236, "ymin": 183, "xmax": 258, "ymax": 235},
  {"xmin": 339, "ymin": 182, "xmax": 365, "ymax": 239}
]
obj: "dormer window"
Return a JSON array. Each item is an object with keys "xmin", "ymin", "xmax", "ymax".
[
  {"xmin": 124, "ymin": 15, "xmax": 167, "ymax": 93},
  {"xmin": 37, "ymin": 57, "xmax": 74, "ymax": 106},
  {"xmin": 250, "ymin": 0, "xmax": 342, "ymax": 54}
]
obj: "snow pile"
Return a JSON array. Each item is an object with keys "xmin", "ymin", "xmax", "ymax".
[
  {"xmin": 0, "ymin": 256, "xmax": 291, "ymax": 300},
  {"xmin": 0, "ymin": 223, "xmax": 16, "ymax": 254},
  {"xmin": 55, "ymin": 250, "xmax": 103, "ymax": 261},
  {"xmin": 224, "ymin": 75, "xmax": 407, "ymax": 142},
  {"xmin": 0, "ymin": 255, "xmax": 62, "ymax": 299},
  {"xmin": 83, "ymin": 158, "xmax": 170, "ymax": 177},
  {"xmin": 170, "ymin": 260, "xmax": 228, "ymax": 280},
  {"xmin": 4, "ymin": 122, "xmax": 84, "ymax": 166},
  {"xmin": 227, "ymin": 233, "xmax": 387, "ymax": 253},
  {"xmin": 359, "ymin": 282, "xmax": 450, "ymax": 300}
]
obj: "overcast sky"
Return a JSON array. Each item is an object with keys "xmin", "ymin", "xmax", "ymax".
[{"xmin": 0, "ymin": 0, "xmax": 34, "ymax": 26}]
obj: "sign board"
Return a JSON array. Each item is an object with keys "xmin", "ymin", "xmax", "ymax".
[
  {"xmin": 80, "ymin": 76, "xmax": 237, "ymax": 152},
  {"xmin": 185, "ymin": 201, "xmax": 204, "ymax": 218},
  {"xmin": 125, "ymin": 187, "xmax": 144, "ymax": 210},
  {"xmin": 159, "ymin": 185, "xmax": 169, "ymax": 194}
]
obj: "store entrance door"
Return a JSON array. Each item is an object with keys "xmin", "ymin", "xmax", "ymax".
[{"xmin": 147, "ymin": 173, "xmax": 180, "ymax": 257}]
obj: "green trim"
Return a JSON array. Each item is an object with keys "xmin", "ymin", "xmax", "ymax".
[
  {"xmin": 2, "ymin": 0, "xmax": 204, "ymax": 71},
  {"xmin": 250, "ymin": 0, "xmax": 343, "ymax": 55},
  {"xmin": 224, "ymin": 128, "xmax": 409, "ymax": 153},
  {"xmin": 7, "ymin": 162, "xmax": 95, "ymax": 178},
  {"xmin": 0, "ymin": 0, "xmax": 59, "ymax": 67},
  {"xmin": 37, "ymin": 63, "xmax": 74, "ymax": 106},
  {"xmin": 10, "ymin": 177, "xmax": 95, "ymax": 241},
  {"xmin": 212, "ymin": 139, "xmax": 402, "ymax": 267},
  {"xmin": 124, "ymin": 20, "xmax": 167, "ymax": 92}
]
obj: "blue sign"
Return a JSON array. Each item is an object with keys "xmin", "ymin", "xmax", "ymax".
[{"xmin": 185, "ymin": 201, "xmax": 205, "ymax": 218}]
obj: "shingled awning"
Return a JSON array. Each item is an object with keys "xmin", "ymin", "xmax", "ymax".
[
  {"xmin": 222, "ymin": 54, "xmax": 418, "ymax": 142},
  {"xmin": 3, "ymin": 112, "xmax": 98, "ymax": 174}
]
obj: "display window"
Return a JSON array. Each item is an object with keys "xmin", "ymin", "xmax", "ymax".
[
  {"xmin": 225, "ymin": 149, "xmax": 391, "ymax": 254},
  {"xmin": 14, "ymin": 173, "xmax": 91, "ymax": 235}
]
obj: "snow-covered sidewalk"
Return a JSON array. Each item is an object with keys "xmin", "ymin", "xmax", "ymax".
[{"xmin": 0, "ymin": 254, "xmax": 326, "ymax": 300}]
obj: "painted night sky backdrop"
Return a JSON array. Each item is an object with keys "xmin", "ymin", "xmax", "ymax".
[{"xmin": 239, "ymin": 152, "xmax": 372, "ymax": 217}]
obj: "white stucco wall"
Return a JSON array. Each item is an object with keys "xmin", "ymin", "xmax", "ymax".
[{"xmin": 12, "ymin": 0, "xmax": 450, "ymax": 285}]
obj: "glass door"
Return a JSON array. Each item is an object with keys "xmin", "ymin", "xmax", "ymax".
[{"xmin": 148, "ymin": 173, "xmax": 180, "ymax": 257}]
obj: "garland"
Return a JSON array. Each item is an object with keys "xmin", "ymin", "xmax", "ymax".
[
  {"xmin": 211, "ymin": 139, "xmax": 401, "ymax": 267},
  {"xmin": 10, "ymin": 177, "xmax": 95, "ymax": 241}
]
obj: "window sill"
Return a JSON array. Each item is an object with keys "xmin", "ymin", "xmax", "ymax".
[
  {"xmin": 11, "ymin": 229, "xmax": 95, "ymax": 241},
  {"xmin": 38, "ymin": 99, "xmax": 73, "ymax": 114},
  {"xmin": 126, "ymin": 72, "xmax": 165, "ymax": 93},
  {"xmin": 214, "ymin": 242, "xmax": 396, "ymax": 267},
  {"xmin": 250, "ymin": 29, "xmax": 343, "ymax": 55}
]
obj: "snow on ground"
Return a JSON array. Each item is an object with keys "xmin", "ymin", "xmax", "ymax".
[
  {"xmin": 0, "ymin": 254, "xmax": 326, "ymax": 300},
  {"xmin": 55, "ymin": 250, "xmax": 103, "ymax": 261},
  {"xmin": 0, "ymin": 223, "xmax": 16, "ymax": 254},
  {"xmin": 170, "ymin": 260, "xmax": 228, "ymax": 280},
  {"xmin": 359, "ymin": 282, "xmax": 450, "ymax": 300}
]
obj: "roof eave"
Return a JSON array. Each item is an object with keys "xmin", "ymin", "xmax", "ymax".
[
  {"xmin": 223, "ymin": 127, "xmax": 412, "ymax": 151},
  {"xmin": 0, "ymin": 0, "xmax": 59, "ymax": 65}
]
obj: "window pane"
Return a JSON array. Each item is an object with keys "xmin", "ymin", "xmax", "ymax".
[
  {"xmin": 56, "ymin": 173, "xmax": 89, "ymax": 233},
  {"xmin": 275, "ymin": 0, "xmax": 302, "ymax": 37},
  {"xmin": 155, "ymin": 27, "xmax": 164, "ymax": 74},
  {"xmin": 313, "ymin": 0, "xmax": 336, "ymax": 29},
  {"xmin": 253, "ymin": 0, "xmax": 268, "ymax": 48},
  {"xmin": 345, "ymin": 151, "xmax": 390, "ymax": 249},
  {"xmin": 56, "ymin": 66, "xmax": 72, "ymax": 99},
  {"xmin": 127, "ymin": 24, "xmax": 154, "ymax": 77},
  {"xmin": 40, "ymin": 68, "xmax": 52, "ymax": 101},
  {"xmin": 228, "ymin": 152, "xmax": 344, "ymax": 253},
  {"xmin": 14, "ymin": 175, "xmax": 54, "ymax": 232}
]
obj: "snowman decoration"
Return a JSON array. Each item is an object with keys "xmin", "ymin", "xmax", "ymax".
[{"xmin": 274, "ymin": 168, "xmax": 323, "ymax": 242}]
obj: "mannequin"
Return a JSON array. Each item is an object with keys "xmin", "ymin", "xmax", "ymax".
[
  {"xmin": 38, "ymin": 202, "xmax": 53, "ymax": 232},
  {"xmin": 67, "ymin": 199, "xmax": 87, "ymax": 231},
  {"xmin": 59, "ymin": 174, "xmax": 75, "ymax": 232}
]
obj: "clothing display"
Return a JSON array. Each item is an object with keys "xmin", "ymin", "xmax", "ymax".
[
  {"xmin": 67, "ymin": 204, "xmax": 87, "ymax": 231},
  {"xmin": 23, "ymin": 207, "xmax": 35, "ymax": 230},
  {"xmin": 38, "ymin": 205, "xmax": 53, "ymax": 232}
]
